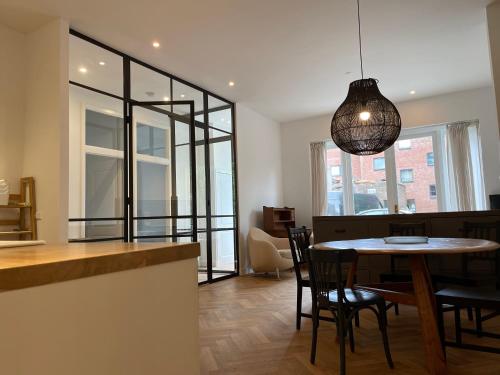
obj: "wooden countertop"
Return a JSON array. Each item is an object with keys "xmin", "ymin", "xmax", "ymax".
[{"xmin": 0, "ymin": 242, "xmax": 200, "ymax": 291}]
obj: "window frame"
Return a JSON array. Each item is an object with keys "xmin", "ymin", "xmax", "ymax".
[
  {"xmin": 373, "ymin": 157, "xmax": 386, "ymax": 171},
  {"xmin": 399, "ymin": 168, "xmax": 414, "ymax": 183}
]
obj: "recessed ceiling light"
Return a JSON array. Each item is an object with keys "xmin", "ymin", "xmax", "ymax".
[
  {"xmin": 152, "ymin": 41, "xmax": 160, "ymax": 48},
  {"xmin": 78, "ymin": 67, "xmax": 87, "ymax": 74},
  {"xmin": 180, "ymin": 94, "xmax": 185, "ymax": 98},
  {"xmin": 99, "ymin": 61, "xmax": 106, "ymax": 66},
  {"xmin": 104, "ymin": 109, "xmax": 115, "ymax": 115},
  {"xmin": 410, "ymin": 90, "xmax": 416, "ymax": 95},
  {"xmin": 163, "ymin": 96, "xmax": 170, "ymax": 101},
  {"xmin": 228, "ymin": 81, "xmax": 235, "ymax": 87}
]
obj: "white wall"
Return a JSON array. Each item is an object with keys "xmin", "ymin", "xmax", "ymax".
[
  {"xmin": 0, "ymin": 24, "xmax": 26, "ymax": 194},
  {"xmin": 487, "ymin": 1, "xmax": 500, "ymax": 133},
  {"xmin": 23, "ymin": 19, "xmax": 69, "ymax": 243},
  {"xmin": 281, "ymin": 87, "xmax": 500, "ymax": 227},
  {"xmin": 236, "ymin": 104, "xmax": 283, "ymax": 272}
]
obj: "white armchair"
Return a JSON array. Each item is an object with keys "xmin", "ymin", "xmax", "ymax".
[{"xmin": 248, "ymin": 227, "xmax": 294, "ymax": 278}]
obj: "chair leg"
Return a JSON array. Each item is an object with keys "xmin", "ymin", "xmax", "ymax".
[
  {"xmin": 354, "ymin": 311, "xmax": 360, "ymax": 327},
  {"xmin": 475, "ymin": 307, "xmax": 483, "ymax": 338},
  {"xmin": 394, "ymin": 303, "xmax": 399, "ymax": 316},
  {"xmin": 348, "ymin": 319, "xmax": 355, "ymax": 353},
  {"xmin": 296, "ymin": 286, "xmax": 302, "ymax": 330},
  {"xmin": 377, "ymin": 302, "xmax": 394, "ymax": 369},
  {"xmin": 310, "ymin": 306, "xmax": 319, "ymax": 364},
  {"xmin": 436, "ymin": 301, "xmax": 446, "ymax": 357},
  {"xmin": 454, "ymin": 306, "xmax": 462, "ymax": 345},
  {"xmin": 467, "ymin": 306, "xmax": 474, "ymax": 321},
  {"xmin": 276, "ymin": 268, "xmax": 280, "ymax": 280}
]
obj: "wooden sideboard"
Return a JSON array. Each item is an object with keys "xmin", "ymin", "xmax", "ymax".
[{"xmin": 313, "ymin": 210, "xmax": 500, "ymax": 283}]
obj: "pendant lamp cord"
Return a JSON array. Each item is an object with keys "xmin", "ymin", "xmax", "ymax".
[{"xmin": 357, "ymin": 0, "xmax": 364, "ymax": 79}]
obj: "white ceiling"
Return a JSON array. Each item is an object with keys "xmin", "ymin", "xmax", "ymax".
[{"xmin": 0, "ymin": 0, "xmax": 494, "ymax": 122}]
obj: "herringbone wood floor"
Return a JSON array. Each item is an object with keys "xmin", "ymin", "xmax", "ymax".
[{"xmin": 199, "ymin": 273, "xmax": 500, "ymax": 374}]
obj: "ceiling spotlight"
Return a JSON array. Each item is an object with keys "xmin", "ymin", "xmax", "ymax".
[
  {"xmin": 163, "ymin": 96, "xmax": 170, "ymax": 101},
  {"xmin": 152, "ymin": 41, "xmax": 160, "ymax": 48},
  {"xmin": 228, "ymin": 81, "xmax": 235, "ymax": 87},
  {"xmin": 180, "ymin": 94, "xmax": 185, "ymax": 98},
  {"xmin": 78, "ymin": 67, "xmax": 87, "ymax": 74},
  {"xmin": 410, "ymin": 90, "xmax": 416, "ymax": 95},
  {"xmin": 99, "ymin": 61, "xmax": 106, "ymax": 66}
]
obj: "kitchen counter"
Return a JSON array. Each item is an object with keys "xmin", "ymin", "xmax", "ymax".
[
  {"xmin": 0, "ymin": 241, "xmax": 201, "ymax": 375},
  {"xmin": 0, "ymin": 241, "xmax": 199, "ymax": 290}
]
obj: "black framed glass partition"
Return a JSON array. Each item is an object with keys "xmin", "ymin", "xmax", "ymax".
[{"xmin": 68, "ymin": 30, "xmax": 239, "ymax": 284}]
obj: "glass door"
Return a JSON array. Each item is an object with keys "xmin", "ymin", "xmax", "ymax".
[{"xmin": 129, "ymin": 101, "xmax": 196, "ymax": 244}]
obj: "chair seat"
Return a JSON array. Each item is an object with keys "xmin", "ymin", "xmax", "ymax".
[
  {"xmin": 278, "ymin": 249, "xmax": 293, "ymax": 259},
  {"xmin": 436, "ymin": 287, "xmax": 500, "ymax": 310},
  {"xmin": 328, "ymin": 288, "xmax": 383, "ymax": 306}
]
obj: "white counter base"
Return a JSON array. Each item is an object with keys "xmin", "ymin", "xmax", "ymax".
[{"xmin": 0, "ymin": 258, "xmax": 199, "ymax": 375}]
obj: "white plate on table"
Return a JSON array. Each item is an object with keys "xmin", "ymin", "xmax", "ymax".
[{"xmin": 384, "ymin": 236, "xmax": 429, "ymax": 244}]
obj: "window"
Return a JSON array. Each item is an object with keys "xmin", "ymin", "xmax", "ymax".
[
  {"xmin": 400, "ymin": 169, "xmax": 414, "ymax": 183},
  {"xmin": 395, "ymin": 135, "xmax": 438, "ymax": 213},
  {"xmin": 429, "ymin": 184, "xmax": 437, "ymax": 199},
  {"xmin": 407, "ymin": 199, "xmax": 416, "ymax": 212},
  {"xmin": 320, "ymin": 121, "xmax": 486, "ymax": 216},
  {"xmin": 373, "ymin": 157, "xmax": 385, "ymax": 171},
  {"xmin": 427, "ymin": 152, "xmax": 434, "ymax": 166},
  {"xmin": 398, "ymin": 139, "xmax": 412, "ymax": 149},
  {"xmin": 331, "ymin": 165, "xmax": 341, "ymax": 176}
]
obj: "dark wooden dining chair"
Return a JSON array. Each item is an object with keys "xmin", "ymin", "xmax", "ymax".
[
  {"xmin": 462, "ymin": 221, "xmax": 500, "ymax": 290},
  {"xmin": 287, "ymin": 226, "xmax": 336, "ymax": 329},
  {"xmin": 457, "ymin": 221, "xmax": 500, "ymax": 331},
  {"xmin": 306, "ymin": 247, "xmax": 393, "ymax": 373},
  {"xmin": 379, "ymin": 222, "xmax": 426, "ymax": 315},
  {"xmin": 436, "ymin": 287, "xmax": 500, "ymax": 354}
]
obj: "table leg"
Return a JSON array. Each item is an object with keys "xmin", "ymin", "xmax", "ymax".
[
  {"xmin": 409, "ymin": 255, "xmax": 447, "ymax": 375},
  {"xmin": 347, "ymin": 253, "xmax": 359, "ymax": 288}
]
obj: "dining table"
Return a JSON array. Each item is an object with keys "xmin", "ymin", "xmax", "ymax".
[{"xmin": 313, "ymin": 237, "xmax": 500, "ymax": 375}]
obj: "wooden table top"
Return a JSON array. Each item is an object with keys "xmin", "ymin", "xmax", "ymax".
[
  {"xmin": 313, "ymin": 237, "xmax": 500, "ymax": 255},
  {"xmin": 0, "ymin": 242, "xmax": 200, "ymax": 291}
]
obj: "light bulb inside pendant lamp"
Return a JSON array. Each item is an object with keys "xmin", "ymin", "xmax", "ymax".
[
  {"xmin": 330, "ymin": 0, "xmax": 401, "ymax": 155},
  {"xmin": 359, "ymin": 111, "xmax": 371, "ymax": 121}
]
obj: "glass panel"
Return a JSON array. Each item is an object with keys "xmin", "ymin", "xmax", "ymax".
[
  {"xmin": 135, "ymin": 217, "xmax": 194, "ymax": 238},
  {"xmin": 137, "ymin": 124, "xmax": 167, "ymax": 157},
  {"xmin": 209, "ymin": 107, "xmax": 232, "ymax": 133},
  {"xmin": 86, "ymin": 109, "xmax": 124, "ymax": 150},
  {"xmin": 69, "ymin": 35, "xmax": 123, "ymax": 97},
  {"xmin": 69, "ymin": 84, "xmax": 125, "ymax": 223},
  {"xmin": 68, "ymin": 220, "xmax": 123, "ymax": 241},
  {"xmin": 85, "ymin": 154, "xmax": 123, "ymax": 218},
  {"xmin": 131, "ymin": 62, "xmax": 171, "ymax": 102},
  {"xmin": 211, "ymin": 230, "xmax": 236, "ymax": 277},
  {"xmin": 197, "ymin": 231, "xmax": 208, "ymax": 282},
  {"xmin": 211, "ymin": 216, "xmax": 235, "ymax": 229},
  {"xmin": 136, "ymin": 161, "xmax": 169, "ymax": 235},
  {"xmin": 173, "ymin": 80, "xmax": 204, "ymax": 112},
  {"xmin": 209, "ymin": 128, "xmax": 230, "ymax": 139},
  {"xmin": 351, "ymin": 152, "xmax": 387, "ymax": 215},
  {"xmin": 326, "ymin": 142, "xmax": 344, "ymax": 215},
  {"xmin": 395, "ymin": 136, "xmax": 438, "ymax": 213},
  {"xmin": 196, "ymin": 127, "xmax": 206, "ymax": 216},
  {"xmin": 210, "ymin": 140, "xmax": 234, "ymax": 216}
]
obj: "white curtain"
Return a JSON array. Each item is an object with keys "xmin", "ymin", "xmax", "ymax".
[
  {"xmin": 446, "ymin": 121, "xmax": 476, "ymax": 211},
  {"xmin": 310, "ymin": 142, "xmax": 328, "ymax": 216}
]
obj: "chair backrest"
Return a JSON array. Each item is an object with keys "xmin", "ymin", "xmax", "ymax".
[
  {"xmin": 389, "ymin": 222, "xmax": 426, "ymax": 236},
  {"xmin": 305, "ymin": 247, "xmax": 357, "ymax": 307},
  {"xmin": 463, "ymin": 221, "xmax": 500, "ymax": 242},
  {"xmin": 287, "ymin": 226, "xmax": 310, "ymax": 282}
]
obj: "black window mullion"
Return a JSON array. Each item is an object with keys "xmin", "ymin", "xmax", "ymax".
[{"xmin": 204, "ymin": 93, "xmax": 213, "ymax": 281}]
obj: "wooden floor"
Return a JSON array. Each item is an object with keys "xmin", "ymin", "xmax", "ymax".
[{"xmin": 199, "ymin": 272, "xmax": 500, "ymax": 374}]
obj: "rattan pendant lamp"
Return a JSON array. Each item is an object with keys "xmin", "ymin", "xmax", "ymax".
[{"xmin": 331, "ymin": 0, "xmax": 401, "ymax": 155}]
